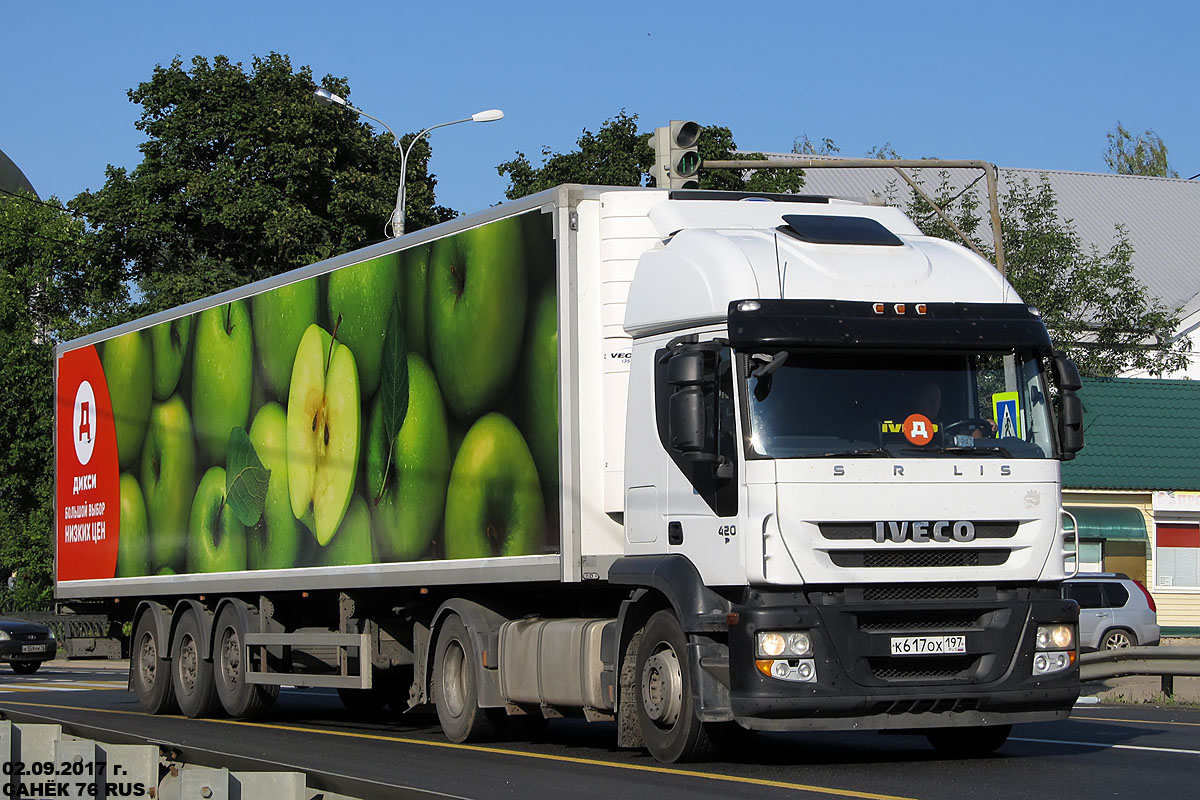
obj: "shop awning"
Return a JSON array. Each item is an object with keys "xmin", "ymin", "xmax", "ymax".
[{"xmin": 1062, "ymin": 506, "xmax": 1148, "ymax": 541}]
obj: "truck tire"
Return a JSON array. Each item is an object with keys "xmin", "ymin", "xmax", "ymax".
[
  {"xmin": 131, "ymin": 611, "xmax": 177, "ymax": 714},
  {"xmin": 635, "ymin": 610, "xmax": 713, "ymax": 763},
  {"xmin": 432, "ymin": 614, "xmax": 497, "ymax": 742},
  {"xmin": 171, "ymin": 611, "xmax": 220, "ymax": 718},
  {"xmin": 926, "ymin": 724, "xmax": 1011, "ymax": 757},
  {"xmin": 213, "ymin": 605, "xmax": 276, "ymax": 718},
  {"xmin": 10, "ymin": 661, "xmax": 41, "ymax": 675}
]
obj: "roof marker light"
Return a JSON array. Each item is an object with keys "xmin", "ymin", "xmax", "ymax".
[
  {"xmin": 872, "ymin": 303, "xmax": 885, "ymax": 314},
  {"xmin": 916, "ymin": 304, "xmax": 928, "ymax": 315},
  {"xmin": 894, "ymin": 304, "xmax": 906, "ymax": 315},
  {"xmin": 738, "ymin": 300, "xmax": 762, "ymax": 312}
]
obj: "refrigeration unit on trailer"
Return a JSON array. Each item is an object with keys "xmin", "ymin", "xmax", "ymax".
[{"xmin": 55, "ymin": 182, "xmax": 1084, "ymax": 762}]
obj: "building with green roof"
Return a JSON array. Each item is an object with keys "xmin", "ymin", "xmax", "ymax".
[{"xmin": 1063, "ymin": 376, "xmax": 1200, "ymax": 635}]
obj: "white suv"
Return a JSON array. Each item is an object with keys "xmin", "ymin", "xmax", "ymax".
[{"xmin": 1063, "ymin": 573, "xmax": 1160, "ymax": 651}]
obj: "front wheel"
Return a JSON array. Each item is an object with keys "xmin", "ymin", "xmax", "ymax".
[
  {"xmin": 432, "ymin": 615, "xmax": 497, "ymax": 742},
  {"xmin": 10, "ymin": 661, "xmax": 41, "ymax": 675},
  {"xmin": 635, "ymin": 610, "xmax": 713, "ymax": 763},
  {"xmin": 926, "ymin": 724, "xmax": 1011, "ymax": 757}
]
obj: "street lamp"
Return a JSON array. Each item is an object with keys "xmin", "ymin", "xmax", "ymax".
[{"xmin": 313, "ymin": 89, "xmax": 504, "ymax": 237}]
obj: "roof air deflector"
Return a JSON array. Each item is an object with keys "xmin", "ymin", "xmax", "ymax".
[{"xmin": 780, "ymin": 214, "xmax": 903, "ymax": 246}]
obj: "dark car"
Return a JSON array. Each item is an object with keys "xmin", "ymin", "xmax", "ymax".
[{"xmin": 0, "ymin": 617, "xmax": 57, "ymax": 673}]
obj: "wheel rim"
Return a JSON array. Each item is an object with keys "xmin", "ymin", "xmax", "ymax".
[
  {"xmin": 178, "ymin": 633, "xmax": 199, "ymax": 694},
  {"xmin": 1105, "ymin": 632, "xmax": 1131, "ymax": 649},
  {"xmin": 641, "ymin": 641, "xmax": 684, "ymax": 728},
  {"xmin": 220, "ymin": 628, "xmax": 241, "ymax": 688},
  {"xmin": 441, "ymin": 640, "xmax": 468, "ymax": 718},
  {"xmin": 138, "ymin": 631, "xmax": 157, "ymax": 689}
]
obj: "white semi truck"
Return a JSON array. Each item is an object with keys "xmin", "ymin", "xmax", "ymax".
[{"xmin": 54, "ymin": 183, "xmax": 1084, "ymax": 762}]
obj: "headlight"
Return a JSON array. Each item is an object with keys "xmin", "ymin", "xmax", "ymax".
[
  {"xmin": 756, "ymin": 630, "xmax": 812, "ymax": 658},
  {"xmin": 0, "ymin": 630, "xmax": 10, "ymax": 641},
  {"xmin": 47, "ymin": 628, "xmax": 55, "ymax": 640},
  {"xmin": 1036, "ymin": 624, "xmax": 1074, "ymax": 651}
]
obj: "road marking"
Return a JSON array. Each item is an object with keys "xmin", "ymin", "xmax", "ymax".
[
  {"xmin": 0, "ymin": 684, "xmax": 124, "ymax": 693},
  {"xmin": 1071, "ymin": 714, "xmax": 1200, "ymax": 729},
  {"xmin": 0, "ymin": 700, "xmax": 915, "ymax": 800},
  {"xmin": 1012, "ymin": 736, "xmax": 1200, "ymax": 756}
]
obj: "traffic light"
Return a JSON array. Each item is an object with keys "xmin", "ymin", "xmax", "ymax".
[{"xmin": 650, "ymin": 120, "xmax": 702, "ymax": 189}]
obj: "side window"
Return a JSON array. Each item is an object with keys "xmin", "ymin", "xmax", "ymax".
[
  {"xmin": 1101, "ymin": 582, "xmax": 1130, "ymax": 609},
  {"xmin": 1066, "ymin": 583, "xmax": 1104, "ymax": 609},
  {"xmin": 654, "ymin": 343, "xmax": 738, "ymax": 516}
]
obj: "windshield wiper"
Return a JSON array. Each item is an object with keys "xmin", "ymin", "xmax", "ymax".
[
  {"xmin": 802, "ymin": 447, "xmax": 895, "ymax": 458},
  {"xmin": 936, "ymin": 444, "xmax": 1013, "ymax": 457}
]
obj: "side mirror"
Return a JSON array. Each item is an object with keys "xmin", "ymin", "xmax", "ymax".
[
  {"xmin": 1053, "ymin": 351, "xmax": 1082, "ymax": 392},
  {"xmin": 666, "ymin": 350, "xmax": 712, "ymax": 459},
  {"xmin": 1058, "ymin": 391, "xmax": 1084, "ymax": 460}
]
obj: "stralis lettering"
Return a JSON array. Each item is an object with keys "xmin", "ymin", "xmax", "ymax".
[{"xmin": 874, "ymin": 520, "xmax": 976, "ymax": 543}]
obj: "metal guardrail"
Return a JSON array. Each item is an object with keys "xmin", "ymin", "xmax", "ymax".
[{"xmin": 1079, "ymin": 646, "xmax": 1200, "ymax": 698}]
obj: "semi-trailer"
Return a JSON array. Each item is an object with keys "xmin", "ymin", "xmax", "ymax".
[{"xmin": 55, "ymin": 183, "xmax": 1084, "ymax": 762}]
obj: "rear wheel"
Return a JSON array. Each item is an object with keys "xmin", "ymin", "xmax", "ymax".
[
  {"xmin": 131, "ymin": 612, "xmax": 177, "ymax": 714},
  {"xmin": 432, "ymin": 615, "xmax": 496, "ymax": 742},
  {"xmin": 171, "ymin": 611, "xmax": 220, "ymax": 718},
  {"xmin": 1101, "ymin": 628, "xmax": 1136, "ymax": 649},
  {"xmin": 213, "ymin": 605, "xmax": 276, "ymax": 718},
  {"xmin": 926, "ymin": 724, "xmax": 1011, "ymax": 757},
  {"xmin": 10, "ymin": 661, "xmax": 40, "ymax": 675},
  {"xmin": 635, "ymin": 610, "xmax": 713, "ymax": 763}
]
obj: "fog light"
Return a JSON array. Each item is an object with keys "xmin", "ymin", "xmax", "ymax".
[
  {"xmin": 1032, "ymin": 650, "xmax": 1073, "ymax": 676},
  {"xmin": 756, "ymin": 658, "xmax": 818, "ymax": 682}
]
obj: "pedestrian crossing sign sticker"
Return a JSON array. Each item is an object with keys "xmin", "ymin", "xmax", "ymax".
[{"xmin": 992, "ymin": 392, "xmax": 1022, "ymax": 439}]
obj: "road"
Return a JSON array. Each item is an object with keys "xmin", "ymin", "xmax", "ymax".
[{"xmin": 1, "ymin": 663, "xmax": 1197, "ymax": 799}]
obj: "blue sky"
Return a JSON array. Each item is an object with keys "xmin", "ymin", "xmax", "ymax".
[{"xmin": 4, "ymin": 1, "xmax": 1196, "ymax": 218}]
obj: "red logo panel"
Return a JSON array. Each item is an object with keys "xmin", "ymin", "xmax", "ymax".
[{"xmin": 56, "ymin": 346, "xmax": 120, "ymax": 581}]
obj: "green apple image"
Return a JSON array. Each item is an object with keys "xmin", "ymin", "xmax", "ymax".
[
  {"xmin": 367, "ymin": 354, "xmax": 450, "ymax": 562},
  {"xmin": 326, "ymin": 253, "xmax": 400, "ymax": 398},
  {"xmin": 192, "ymin": 301, "xmax": 253, "ymax": 465},
  {"xmin": 148, "ymin": 316, "xmax": 193, "ymax": 401},
  {"xmin": 247, "ymin": 402, "xmax": 304, "ymax": 570},
  {"xmin": 287, "ymin": 324, "xmax": 361, "ymax": 545},
  {"xmin": 443, "ymin": 413, "xmax": 544, "ymax": 559},
  {"xmin": 522, "ymin": 288, "xmax": 558, "ymax": 489},
  {"xmin": 428, "ymin": 217, "xmax": 527, "ymax": 419},
  {"xmin": 102, "ymin": 329, "xmax": 153, "ymax": 469},
  {"xmin": 401, "ymin": 243, "xmax": 431, "ymax": 358},
  {"xmin": 116, "ymin": 473, "xmax": 150, "ymax": 578},
  {"xmin": 252, "ymin": 279, "xmax": 318, "ymax": 400},
  {"xmin": 140, "ymin": 395, "xmax": 196, "ymax": 573},
  {"xmin": 188, "ymin": 466, "xmax": 248, "ymax": 573},
  {"xmin": 322, "ymin": 494, "xmax": 373, "ymax": 566}
]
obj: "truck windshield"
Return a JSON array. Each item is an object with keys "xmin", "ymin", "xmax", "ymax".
[{"xmin": 742, "ymin": 349, "xmax": 1056, "ymax": 459}]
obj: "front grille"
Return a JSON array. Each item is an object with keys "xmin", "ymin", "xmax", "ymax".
[
  {"xmin": 862, "ymin": 585, "xmax": 981, "ymax": 602},
  {"xmin": 858, "ymin": 616, "xmax": 980, "ymax": 632},
  {"xmin": 15, "ymin": 633, "xmax": 42, "ymax": 642},
  {"xmin": 818, "ymin": 521, "xmax": 1019, "ymax": 540},
  {"xmin": 870, "ymin": 655, "xmax": 978, "ymax": 681},
  {"xmin": 830, "ymin": 550, "xmax": 1009, "ymax": 569}
]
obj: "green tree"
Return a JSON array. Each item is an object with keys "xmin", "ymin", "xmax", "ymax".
[
  {"xmin": 0, "ymin": 192, "xmax": 123, "ymax": 609},
  {"xmin": 901, "ymin": 172, "xmax": 1187, "ymax": 376},
  {"xmin": 497, "ymin": 111, "xmax": 804, "ymax": 200},
  {"xmin": 73, "ymin": 53, "xmax": 455, "ymax": 315},
  {"xmin": 1104, "ymin": 122, "xmax": 1178, "ymax": 178}
]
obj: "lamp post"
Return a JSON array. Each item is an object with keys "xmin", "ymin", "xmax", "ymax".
[{"xmin": 313, "ymin": 89, "xmax": 503, "ymax": 237}]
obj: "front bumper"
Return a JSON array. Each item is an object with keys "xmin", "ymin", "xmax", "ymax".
[
  {"xmin": 726, "ymin": 584, "xmax": 1079, "ymax": 731},
  {"xmin": 0, "ymin": 639, "xmax": 57, "ymax": 662}
]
